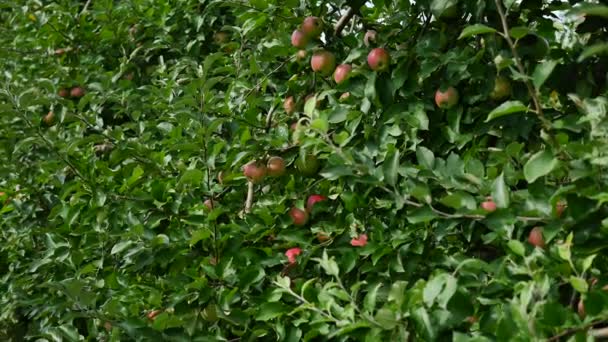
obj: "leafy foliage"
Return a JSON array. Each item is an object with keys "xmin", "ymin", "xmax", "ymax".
[{"xmin": 1, "ymin": 0, "xmax": 607, "ymax": 340}]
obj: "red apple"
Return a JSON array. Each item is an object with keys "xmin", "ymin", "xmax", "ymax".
[
  {"xmin": 364, "ymin": 30, "xmax": 377, "ymax": 47},
  {"xmin": 351, "ymin": 234, "xmax": 368, "ymax": 247},
  {"xmin": 70, "ymin": 86, "xmax": 85, "ymax": 98},
  {"xmin": 528, "ymin": 227, "xmax": 545, "ymax": 248},
  {"xmin": 290, "ymin": 207, "xmax": 309, "ymax": 226},
  {"xmin": 58, "ymin": 88, "xmax": 69, "ymax": 98},
  {"xmin": 306, "ymin": 194, "xmax": 327, "ymax": 213},
  {"xmin": 333, "ymin": 64, "xmax": 352, "ymax": 84},
  {"xmin": 481, "ymin": 198, "xmax": 497, "ymax": 212},
  {"xmin": 243, "ymin": 161, "xmax": 267, "ymax": 183},
  {"xmin": 490, "ymin": 76, "xmax": 511, "ymax": 100},
  {"xmin": 291, "ymin": 29, "xmax": 308, "ymax": 48},
  {"xmin": 43, "ymin": 111, "xmax": 55, "ymax": 126},
  {"xmin": 435, "ymin": 86, "xmax": 459, "ymax": 109},
  {"xmin": 311, "ymin": 50, "xmax": 336, "ymax": 76},
  {"xmin": 367, "ymin": 48, "xmax": 390, "ymax": 71},
  {"xmin": 284, "ymin": 96, "xmax": 296, "ymax": 114},
  {"xmin": 204, "ymin": 199, "xmax": 214, "ymax": 210},
  {"xmin": 302, "ymin": 16, "xmax": 323, "ymax": 38},
  {"xmin": 285, "ymin": 247, "xmax": 302, "ymax": 264},
  {"xmin": 267, "ymin": 156, "xmax": 286, "ymax": 177}
]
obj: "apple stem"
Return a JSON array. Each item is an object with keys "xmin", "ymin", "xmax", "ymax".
[{"xmin": 245, "ymin": 181, "xmax": 254, "ymax": 213}]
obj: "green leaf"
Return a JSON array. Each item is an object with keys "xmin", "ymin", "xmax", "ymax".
[
  {"xmin": 491, "ymin": 173, "xmax": 510, "ymax": 208},
  {"xmin": 523, "ymin": 150, "xmax": 558, "ymax": 183},
  {"xmin": 486, "ymin": 101, "xmax": 528, "ymax": 121},
  {"xmin": 374, "ymin": 308, "xmax": 398, "ymax": 330},
  {"xmin": 317, "ymin": 250, "xmax": 339, "ymax": 277},
  {"xmin": 458, "ymin": 24, "xmax": 497, "ymax": 39},
  {"xmin": 179, "ymin": 169, "xmax": 204, "ymax": 187},
  {"xmin": 383, "ymin": 148, "xmax": 400, "ymax": 186},
  {"xmin": 509, "ymin": 26, "xmax": 531, "ymax": 39},
  {"xmin": 569, "ymin": 276, "xmax": 589, "ymax": 293},
  {"xmin": 570, "ymin": 4, "xmax": 608, "ymax": 18},
  {"xmin": 256, "ymin": 302, "xmax": 288, "ymax": 321},
  {"xmin": 507, "ymin": 240, "xmax": 526, "ymax": 257},
  {"xmin": 416, "ymin": 146, "xmax": 435, "ymax": 170},
  {"xmin": 582, "ymin": 254, "xmax": 596, "ymax": 274},
  {"xmin": 532, "ymin": 60, "xmax": 558, "ymax": 90},
  {"xmin": 578, "ymin": 43, "xmax": 608, "ymax": 62}
]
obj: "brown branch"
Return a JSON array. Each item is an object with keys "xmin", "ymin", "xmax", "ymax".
[
  {"xmin": 265, "ymin": 105, "xmax": 276, "ymax": 133},
  {"xmin": 334, "ymin": 7, "xmax": 357, "ymax": 36},
  {"xmin": 494, "ymin": 0, "xmax": 551, "ymax": 131},
  {"xmin": 244, "ymin": 181, "xmax": 254, "ymax": 213},
  {"xmin": 547, "ymin": 320, "xmax": 607, "ymax": 341}
]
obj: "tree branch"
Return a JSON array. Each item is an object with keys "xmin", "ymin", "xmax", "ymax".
[
  {"xmin": 244, "ymin": 181, "xmax": 254, "ymax": 213},
  {"xmin": 334, "ymin": 7, "xmax": 357, "ymax": 36}
]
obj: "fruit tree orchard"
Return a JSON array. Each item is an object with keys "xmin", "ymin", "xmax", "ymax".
[{"xmin": 1, "ymin": 0, "xmax": 608, "ymax": 340}]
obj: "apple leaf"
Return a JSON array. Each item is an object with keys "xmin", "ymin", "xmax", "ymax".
[
  {"xmin": 523, "ymin": 150, "xmax": 559, "ymax": 183},
  {"xmin": 509, "ymin": 26, "xmax": 531, "ymax": 39},
  {"xmin": 458, "ymin": 24, "xmax": 497, "ymax": 39},
  {"xmin": 485, "ymin": 101, "xmax": 528, "ymax": 122},
  {"xmin": 577, "ymin": 43, "xmax": 608, "ymax": 62},
  {"xmin": 491, "ymin": 172, "xmax": 510, "ymax": 208},
  {"xmin": 532, "ymin": 60, "xmax": 558, "ymax": 90},
  {"xmin": 383, "ymin": 147, "xmax": 400, "ymax": 186}
]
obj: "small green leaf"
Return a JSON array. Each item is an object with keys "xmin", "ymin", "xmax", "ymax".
[
  {"xmin": 384, "ymin": 148, "xmax": 400, "ymax": 186},
  {"xmin": 416, "ymin": 146, "xmax": 435, "ymax": 170},
  {"xmin": 582, "ymin": 254, "xmax": 596, "ymax": 273},
  {"xmin": 523, "ymin": 150, "xmax": 559, "ymax": 183},
  {"xmin": 458, "ymin": 24, "xmax": 497, "ymax": 39},
  {"xmin": 492, "ymin": 173, "xmax": 510, "ymax": 208},
  {"xmin": 486, "ymin": 101, "xmax": 528, "ymax": 121},
  {"xmin": 578, "ymin": 43, "xmax": 608, "ymax": 62},
  {"xmin": 532, "ymin": 60, "xmax": 558, "ymax": 90},
  {"xmin": 509, "ymin": 26, "xmax": 531, "ymax": 39},
  {"xmin": 569, "ymin": 276, "xmax": 589, "ymax": 293},
  {"xmin": 507, "ymin": 240, "xmax": 525, "ymax": 257},
  {"xmin": 256, "ymin": 302, "xmax": 287, "ymax": 321}
]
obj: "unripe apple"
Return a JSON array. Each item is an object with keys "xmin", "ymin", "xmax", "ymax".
[
  {"xmin": 289, "ymin": 207, "xmax": 309, "ymax": 226},
  {"xmin": 364, "ymin": 30, "xmax": 377, "ymax": 47},
  {"xmin": 204, "ymin": 199, "xmax": 214, "ymax": 210},
  {"xmin": 435, "ymin": 86, "xmax": 459, "ymax": 109},
  {"xmin": 302, "ymin": 16, "xmax": 323, "ymax": 38},
  {"xmin": 333, "ymin": 64, "xmax": 352, "ymax": 84},
  {"xmin": 306, "ymin": 194, "xmax": 327, "ymax": 213},
  {"xmin": 311, "ymin": 50, "xmax": 336, "ymax": 76},
  {"xmin": 70, "ymin": 86, "xmax": 85, "ymax": 98},
  {"xmin": 266, "ymin": 156, "xmax": 286, "ymax": 177},
  {"xmin": 528, "ymin": 226, "xmax": 545, "ymax": 248},
  {"xmin": 58, "ymin": 88, "xmax": 69, "ymax": 98},
  {"xmin": 295, "ymin": 154, "xmax": 320, "ymax": 177},
  {"xmin": 243, "ymin": 161, "xmax": 267, "ymax": 183},
  {"xmin": 490, "ymin": 76, "xmax": 511, "ymax": 100},
  {"xmin": 367, "ymin": 48, "xmax": 390, "ymax": 72},
  {"xmin": 291, "ymin": 29, "xmax": 308, "ymax": 48},
  {"xmin": 284, "ymin": 96, "xmax": 296, "ymax": 114},
  {"xmin": 296, "ymin": 49, "xmax": 307, "ymax": 61},
  {"xmin": 202, "ymin": 304, "xmax": 218, "ymax": 322},
  {"xmin": 481, "ymin": 198, "xmax": 497, "ymax": 212},
  {"xmin": 43, "ymin": 111, "xmax": 55, "ymax": 126}
]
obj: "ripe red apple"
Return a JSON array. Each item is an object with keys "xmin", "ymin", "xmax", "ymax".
[
  {"xmin": 285, "ymin": 247, "xmax": 302, "ymax": 264},
  {"xmin": 351, "ymin": 234, "xmax": 368, "ymax": 247},
  {"xmin": 311, "ymin": 50, "xmax": 336, "ymax": 76},
  {"xmin": 204, "ymin": 199, "xmax": 214, "ymax": 210},
  {"xmin": 289, "ymin": 207, "xmax": 309, "ymax": 226},
  {"xmin": 528, "ymin": 227, "xmax": 545, "ymax": 248},
  {"xmin": 58, "ymin": 88, "xmax": 69, "ymax": 98},
  {"xmin": 243, "ymin": 161, "xmax": 267, "ymax": 184},
  {"xmin": 435, "ymin": 86, "xmax": 459, "ymax": 109},
  {"xmin": 70, "ymin": 86, "xmax": 85, "ymax": 98},
  {"xmin": 295, "ymin": 154, "xmax": 320, "ymax": 177},
  {"xmin": 306, "ymin": 194, "xmax": 327, "ymax": 213},
  {"xmin": 481, "ymin": 198, "xmax": 497, "ymax": 212},
  {"xmin": 296, "ymin": 49, "xmax": 307, "ymax": 61},
  {"xmin": 284, "ymin": 96, "xmax": 296, "ymax": 114},
  {"xmin": 302, "ymin": 16, "xmax": 323, "ymax": 38},
  {"xmin": 43, "ymin": 111, "xmax": 55, "ymax": 126},
  {"xmin": 291, "ymin": 30, "xmax": 308, "ymax": 48},
  {"xmin": 490, "ymin": 76, "xmax": 511, "ymax": 100},
  {"xmin": 266, "ymin": 156, "xmax": 286, "ymax": 177},
  {"xmin": 367, "ymin": 48, "xmax": 390, "ymax": 72},
  {"xmin": 333, "ymin": 64, "xmax": 352, "ymax": 84},
  {"xmin": 364, "ymin": 30, "xmax": 377, "ymax": 47}
]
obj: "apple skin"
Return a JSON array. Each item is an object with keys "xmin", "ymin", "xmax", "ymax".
[
  {"xmin": 204, "ymin": 199, "xmax": 214, "ymax": 210},
  {"xmin": 435, "ymin": 87, "xmax": 459, "ymax": 109},
  {"xmin": 490, "ymin": 76, "xmax": 511, "ymax": 100},
  {"xmin": 147, "ymin": 309, "xmax": 162, "ymax": 321},
  {"xmin": 367, "ymin": 48, "xmax": 390, "ymax": 72},
  {"xmin": 291, "ymin": 30, "xmax": 308, "ymax": 48},
  {"xmin": 481, "ymin": 199, "xmax": 497, "ymax": 212},
  {"xmin": 43, "ymin": 111, "xmax": 55, "ymax": 126},
  {"xmin": 295, "ymin": 154, "xmax": 320, "ymax": 177},
  {"xmin": 266, "ymin": 156, "xmax": 286, "ymax": 177},
  {"xmin": 364, "ymin": 30, "xmax": 377, "ymax": 47},
  {"xmin": 350, "ymin": 234, "xmax": 368, "ymax": 247},
  {"xmin": 339, "ymin": 92, "xmax": 351, "ymax": 101},
  {"xmin": 311, "ymin": 50, "xmax": 336, "ymax": 76},
  {"xmin": 296, "ymin": 49, "xmax": 307, "ymax": 61},
  {"xmin": 302, "ymin": 16, "xmax": 323, "ymax": 38},
  {"xmin": 70, "ymin": 86, "xmax": 85, "ymax": 98},
  {"xmin": 284, "ymin": 96, "xmax": 296, "ymax": 114},
  {"xmin": 333, "ymin": 64, "xmax": 352, "ymax": 84},
  {"xmin": 243, "ymin": 161, "xmax": 267, "ymax": 183},
  {"xmin": 285, "ymin": 247, "xmax": 302, "ymax": 264},
  {"xmin": 528, "ymin": 227, "xmax": 545, "ymax": 248},
  {"xmin": 289, "ymin": 207, "xmax": 309, "ymax": 226},
  {"xmin": 317, "ymin": 233, "xmax": 330, "ymax": 242},
  {"xmin": 306, "ymin": 194, "xmax": 327, "ymax": 213},
  {"xmin": 58, "ymin": 88, "xmax": 69, "ymax": 98}
]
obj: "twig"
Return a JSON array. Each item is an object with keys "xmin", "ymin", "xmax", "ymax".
[
  {"xmin": 79, "ymin": 0, "xmax": 92, "ymax": 18},
  {"xmin": 334, "ymin": 7, "xmax": 358, "ymax": 36},
  {"xmin": 265, "ymin": 105, "xmax": 276, "ymax": 132},
  {"xmin": 244, "ymin": 181, "xmax": 254, "ymax": 213},
  {"xmin": 547, "ymin": 320, "xmax": 607, "ymax": 341},
  {"xmin": 494, "ymin": 0, "xmax": 551, "ymax": 131},
  {"xmin": 244, "ymin": 55, "xmax": 296, "ymax": 98},
  {"xmin": 591, "ymin": 327, "xmax": 608, "ymax": 338}
]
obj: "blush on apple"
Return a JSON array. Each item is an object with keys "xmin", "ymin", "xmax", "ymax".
[
  {"xmin": 481, "ymin": 198, "xmax": 497, "ymax": 212},
  {"xmin": 291, "ymin": 29, "xmax": 308, "ymax": 48},
  {"xmin": 333, "ymin": 64, "xmax": 352, "ymax": 84},
  {"xmin": 243, "ymin": 161, "xmax": 267, "ymax": 183},
  {"xmin": 285, "ymin": 247, "xmax": 302, "ymax": 264},
  {"xmin": 367, "ymin": 48, "xmax": 390, "ymax": 71},
  {"xmin": 302, "ymin": 16, "xmax": 323, "ymax": 38},
  {"xmin": 311, "ymin": 50, "xmax": 336, "ymax": 76},
  {"xmin": 70, "ymin": 86, "xmax": 85, "ymax": 98},
  {"xmin": 435, "ymin": 86, "xmax": 459, "ymax": 109},
  {"xmin": 266, "ymin": 156, "xmax": 286, "ymax": 177},
  {"xmin": 528, "ymin": 226, "xmax": 545, "ymax": 248},
  {"xmin": 306, "ymin": 194, "xmax": 327, "ymax": 213},
  {"xmin": 289, "ymin": 207, "xmax": 309, "ymax": 226}
]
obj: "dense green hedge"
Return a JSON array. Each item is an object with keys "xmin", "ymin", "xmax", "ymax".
[{"xmin": 1, "ymin": 0, "xmax": 608, "ymax": 340}]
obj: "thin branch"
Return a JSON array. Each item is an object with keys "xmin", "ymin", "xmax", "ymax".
[
  {"xmin": 78, "ymin": 0, "xmax": 93, "ymax": 19},
  {"xmin": 265, "ymin": 105, "xmax": 276, "ymax": 133},
  {"xmin": 494, "ymin": 0, "xmax": 551, "ymax": 131},
  {"xmin": 334, "ymin": 7, "xmax": 357, "ymax": 36},
  {"xmin": 547, "ymin": 320, "xmax": 608, "ymax": 341},
  {"xmin": 244, "ymin": 181, "xmax": 254, "ymax": 213},
  {"xmin": 244, "ymin": 55, "xmax": 296, "ymax": 98}
]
